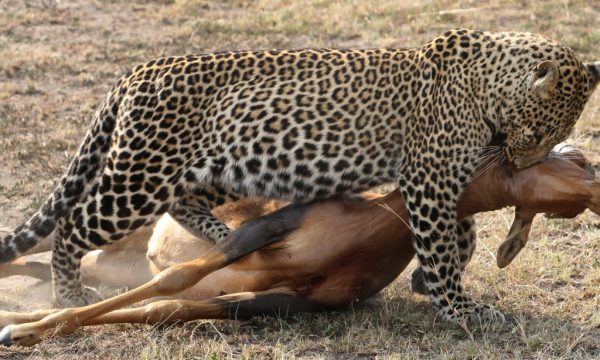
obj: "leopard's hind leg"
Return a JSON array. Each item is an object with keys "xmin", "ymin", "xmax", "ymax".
[
  {"xmin": 50, "ymin": 165, "xmax": 178, "ymax": 307},
  {"xmin": 169, "ymin": 183, "xmax": 241, "ymax": 243}
]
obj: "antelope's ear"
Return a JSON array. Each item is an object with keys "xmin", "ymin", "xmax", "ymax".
[
  {"xmin": 586, "ymin": 61, "xmax": 600, "ymax": 89},
  {"xmin": 530, "ymin": 60, "xmax": 559, "ymax": 100}
]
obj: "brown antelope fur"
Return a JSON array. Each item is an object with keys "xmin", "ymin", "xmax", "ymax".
[{"xmin": 0, "ymin": 147, "xmax": 598, "ymax": 346}]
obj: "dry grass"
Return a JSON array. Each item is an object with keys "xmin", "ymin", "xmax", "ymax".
[{"xmin": 0, "ymin": 0, "xmax": 598, "ymax": 358}]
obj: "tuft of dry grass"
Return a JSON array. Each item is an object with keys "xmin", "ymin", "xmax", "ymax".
[{"xmin": 0, "ymin": 0, "xmax": 598, "ymax": 358}]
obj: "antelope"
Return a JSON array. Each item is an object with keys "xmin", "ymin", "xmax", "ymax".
[{"xmin": 0, "ymin": 146, "xmax": 597, "ymax": 346}]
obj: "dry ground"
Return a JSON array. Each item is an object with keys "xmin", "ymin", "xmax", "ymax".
[{"xmin": 0, "ymin": 0, "xmax": 599, "ymax": 358}]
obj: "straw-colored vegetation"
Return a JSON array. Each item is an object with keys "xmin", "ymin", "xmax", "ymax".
[{"xmin": 0, "ymin": 0, "xmax": 598, "ymax": 358}]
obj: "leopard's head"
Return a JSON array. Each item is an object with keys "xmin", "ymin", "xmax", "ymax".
[{"xmin": 502, "ymin": 46, "xmax": 599, "ymax": 169}]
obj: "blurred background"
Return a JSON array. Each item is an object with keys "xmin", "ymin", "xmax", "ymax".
[{"xmin": 0, "ymin": 1, "xmax": 598, "ymax": 359}]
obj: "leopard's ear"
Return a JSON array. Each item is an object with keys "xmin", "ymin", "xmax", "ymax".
[
  {"xmin": 530, "ymin": 60, "xmax": 559, "ymax": 100},
  {"xmin": 585, "ymin": 61, "xmax": 600, "ymax": 89}
]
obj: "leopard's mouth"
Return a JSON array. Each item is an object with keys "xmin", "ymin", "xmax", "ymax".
[
  {"xmin": 510, "ymin": 146, "xmax": 553, "ymax": 169},
  {"xmin": 489, "ymin": 131, "xmax": 508, "ymax": 148}
]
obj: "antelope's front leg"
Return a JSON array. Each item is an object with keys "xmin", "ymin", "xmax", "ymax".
[
  {"xmin": 400, "ymin": 157, "xmax": 505, "ymax": 325},
  {"xmin": 496, "ymin": 208, "xmax": 535, "ymax": 268}
]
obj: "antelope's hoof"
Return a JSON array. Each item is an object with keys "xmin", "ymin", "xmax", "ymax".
[
  {"xmin": 410, "ymin": 267, "xmax": 429, "ymax": 296},
  {"xmin": 0, "ymin": 326, "xmax": 12, "ymax": 346}
]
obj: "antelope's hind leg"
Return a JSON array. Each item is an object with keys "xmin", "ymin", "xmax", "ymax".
[
  {"xmin": 84, "ymin": 291, "xmax": 327, "ymax": 326},
  {"xmin": 0, "ymin": 203, "xmax": 307, "ymax": 347},
  {"xmin": 0, "ymin": 292, "xmax": 325, "ymax": 346}
]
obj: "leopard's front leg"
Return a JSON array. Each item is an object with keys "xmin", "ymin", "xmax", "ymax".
[{"xmin": 399, "ymin": 154, "xmax": 505, "ymax": 324}]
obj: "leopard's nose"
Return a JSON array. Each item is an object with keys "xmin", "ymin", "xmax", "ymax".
[
  {"xmin": 513, "ymin": 157, "xmax": 535, "ymax": 169},
  {"xmin": 513, "ymin": 154, "xmax": 546, "ymax": 169}
]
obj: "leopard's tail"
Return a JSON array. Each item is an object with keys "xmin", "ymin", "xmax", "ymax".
[{"xmin": 0, "ymin": 84, "xmax": 123, "ymax": 263}]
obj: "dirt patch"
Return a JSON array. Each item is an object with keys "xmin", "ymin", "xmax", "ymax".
[{"xmin": 0, "ymin": 253, "xmax": 53, "ymax": 313}]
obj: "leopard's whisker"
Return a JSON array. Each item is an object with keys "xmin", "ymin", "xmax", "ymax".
[
  {"xmin": 449, "ymin": 146, "xmax": 502, "ymax": 158},
  {"xmin": 471, "ymin": 152, "xmax": 503, "ymax": 182},
  {"xmin": 447, "ymin": 148, "xmax": 501, "ymax": 175},
  {"xmin": 450, "ymin": 147, "xmax": 500, "ymax": 159}
]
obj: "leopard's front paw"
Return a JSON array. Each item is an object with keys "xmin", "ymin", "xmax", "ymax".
[{"xmin": 439, "ymin": 302, "xmax": 505, "ymax": 325}]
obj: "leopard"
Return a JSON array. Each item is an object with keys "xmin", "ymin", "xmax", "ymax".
[{"xmin": 0, "ymin": 29, "xmax": 598, "ymax": 324}]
